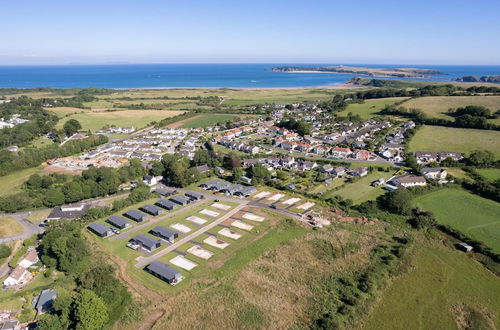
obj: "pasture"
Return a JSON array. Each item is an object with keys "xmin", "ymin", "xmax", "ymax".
[
  {"xmin": 401, "ymin": 95, "xmax": 500, "ymax": 123},
  {"xmin": 476, "ymin": 168, "xmax": 500, "ymax": 182},
  {"xmin": 413, "ymin": 189, "xmax": 500, "ymax": 253},
  {"xmin": 363, "ymin": 238, "xmax": 500, "ymax": 330},
  {"xmin": 0, "ymin": 217, "xmax": 24, "ymax": 238},
  {"xmin": 0, "ymin": 166, "xmax": 44, "ymax": 197},
  {"xmin": 338, "ymin": 97, "xmax": 408, "ymax": 119},
  {"xmin": 409, "ymin": 125, "xmax": 500, "ymax": 158},
  {"xmin": 179, "ymin": 113, "xmax": 239, "ymax": 128},
  {"xmin": 330, "ymin": 170, "xmax": 394, "ymax": 204},
  {"xmin": 55, "ymin": 110, "xmax": 185, "ymax": 132}
]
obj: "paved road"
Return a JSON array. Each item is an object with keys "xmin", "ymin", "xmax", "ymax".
[{"xmin": 135, "ymin": 203, "xmax": 248, "ymax": 268}]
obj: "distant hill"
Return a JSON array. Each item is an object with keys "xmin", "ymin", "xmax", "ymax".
[{"xmin": 270, "ymin": 65, "xmax": 444, "ymax": 78}]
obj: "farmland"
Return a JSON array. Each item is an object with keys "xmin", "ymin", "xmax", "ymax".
[
  {"xmin": 401, "ymin": 95, "xmax": 500, "ymax": 124},
  {"xmin": 476, "ymin": 168, "xmax": 500, "ymax": 182},
  {"xmin": 413, "ymin": 189, "xmax": 500, "ymax": 253},
  {"xmin": 337, "ymin": 97, "xmax": 408, "ymax": 119},
  {"xmin": 0, "ymin": 166, "xmax": 44, "ymax": 197},
  {"xmin": 409, "ymin": 125, "xmax": 500, "ymax": 158},
  {"xmin": 363, "ymin": 237, "xmax": 500, "ymax": 330},
  {"xmin": 55, "ymin": 110, "xmax": 185, "ymax": 132},
  {"xmin": 179, "ymin": 113, "xmax": 239, "ymax": 128},
  {"xmin": 328, "ymin": 170, "xmax": 394, "ymax": 204}
]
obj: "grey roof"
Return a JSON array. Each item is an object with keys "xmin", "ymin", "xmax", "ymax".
[
  {"xmin": 106, "ymin": 215, "xmax": 131, "ymax": 229},
  {"xmin": 132, "ymin": 234, "xmax": 160, "ymax": 250},
  {"xmin": 170, "ymin": 195, "xmax": 189, "ymax": 205},
  {"xmin": 124, "ymin": 209, "xmax": 147, "ymax": 221},
  {"xmin": 221, "ymin": 183, "xmax": 243, "ymax": 194},
  {"xmin": 146, "ymin": 260, "xmax": 180, "ymax": 281},
  {"xmin": 185, "ymin": 191, "xmax": 204, "ymax": 199},
  {"xmin": 155, "ymin": 188, "xmax": 177, "ymax": 196},
  {"xmin": 35, "ymin": 289, "xmax": 57, "ymax": 312},
  {"xmin": 155, "ymin": 199, "xmax": 178, "ymax": 210},
  {"xmin": 150, "ymin": 226, "xmax": 178, "ymax": 239},
  {"xmin": 140, "ymin": 204, "xmax": 162, "ymax": 215},
  {"xmin": 236, "ymin": 186, "xmax": 256, "ymax": 196},
  {"xmin": 46, "ymin": 204, "xmax": 90, "ymax": 220},
  {"xmin": 88, "ymin": 223, "xmax": 112, "ymax": 236}
]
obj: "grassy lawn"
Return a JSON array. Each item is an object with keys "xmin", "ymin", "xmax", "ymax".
[
  {"xmin": 401, "ymin": 95, "xmax": 500, "ymax": 124},
  {"xmin": 179, "ymin": 113, "xmax": 238, "ymax": 128},
  {"xmin": 0, "ymin": 217, "xmax": 24, "ymax": 238},
  {"xmin": 338, "ymin": 97, "xmax": 408, "ymax": 119},
  {"xmin": 26, "ymin": 210, "xmax": 51, "ymax": 224},
  {"xmin": 476, "ymin": 168, "xmax": 500, "ymax": 182},
  {"xmin": 330, "ymin": 170, "xmax": 394, "ymax": 204},
  {"xmin": 363, "ymin": 238, "xmax": 500, "ymax": 330},
  {"xmin": 47, "ymin": 106, "xmax": 89, "ymax": 117},
  {"xmin": 443, "ymin": 167, "xmax": 469, "ymax": 180},
  {"xmin": 55, "ymin": 110, "xmax": 185, "ymax": 132},
  {"xmin": 413, "ymin": 189, "xmax": 500, "ymax": 253},
  {"xmin": 409, "ymin": 125, "xmax": 500, "ymax": 158},
  {"xmin": 0, "ymin": 166, "xmax": 44, "ymax": 197}
]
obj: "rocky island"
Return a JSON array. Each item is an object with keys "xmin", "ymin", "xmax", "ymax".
[
  {"xmin": 453, "ymin": 75, "xmax": 500, "ymax": 83},
  {"xmin": 270, "ymin": 65, "xmax": 445, "ymax": 78}
]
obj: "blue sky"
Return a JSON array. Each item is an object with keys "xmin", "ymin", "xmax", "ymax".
[{"xmin": 1, "ymin": 0, "xmax": 499, "ymax": 65}]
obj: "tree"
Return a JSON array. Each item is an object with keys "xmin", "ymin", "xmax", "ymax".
[
  {"xmin": 44, "ymin": 188, "xmax": 66, "ymax": 207},
  {"xmin": 74, "ymin": 289, "xmax": 109, "ymax": 330},
  {"xmin": 223, "ymin": 153, "xmax": 241, "ymax": 170},
  {"xmin": 232, "ymin": 167, "xmax": 244, "ymax": 183},
  {"xmin": 63, "ymin": 119, "xmax": 82, "ymax": 136},
  {"xmin": 249, "ymin": 163, "xmax": 270, "ymax": 185},
  {"xmin": 377, "ymin": 189, "xmax": 413, "ymax": 215},
  {"xmin": 409, "ymin": 209, "xmax": 437, "ymax": 229},
  {"xmin": 467, "ymin": 150, "xmax": 495, "ymax": 167}
]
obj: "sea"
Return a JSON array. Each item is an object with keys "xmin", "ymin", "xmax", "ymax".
[{"xmin": 0, "ymin": 63, "xmax": 499, "ymax": 89}]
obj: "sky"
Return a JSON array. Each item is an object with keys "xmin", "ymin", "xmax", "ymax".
[{"xmin": 1, "ymin": 0, "xmax": 499, "ymax": 65}]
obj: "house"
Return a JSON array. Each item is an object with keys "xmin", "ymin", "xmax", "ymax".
[
  {"xmin": 371, "ymin": 178, "xmax": 386, "ymax": 187},
  {"xmin": 332, "ymin": 167, "xmax": 346, "ymax": 177},
  {"xmin": 234, "ymin": 186, "xmax": 257, "ymax": 197},
  {"xmin": 143, "ymin": 175, "xmax": 158, "ymax": 186},
  {"xmin": 155, "ymin": 199, "xmax": 178, "ymax": 211},
  {"xmin": 438, "ymin": 152, "xmax": 463, "ymax": 162},
  {"xmin": 353, "ymin": 150, "xmax": 371, "ymax": 161},
  {"xmin": 155, "ymin": 188, "xmax": 177, "ymax": 197},
  {"xmin": 0, "ymin": 320, "xmax": 20, "ymax": 330},
  {"xmin": 349, "ymin": 167, "xmax": 368, "ymax": 177},
  {"xmin": 46, "ymin": 203, "xmax": 90, "ymax": 221},
  {"xmin": 185, "ymin": 191, "xmax": 204, "ymax": 201},
  {"xmin": 3, "ymin": 266, "xmax": 29, "ymax": 287},
  {"xmin": 195, "ymin": 164, "xmax": 210, "ymax": 173},
  {"xmin": 124, "ymin": 210, "xmax": 148, "ymax": 222},
  {"xmin": 129, "ymin": 234, "xmax": 161, "ymax": 252},
  {"xmin": 312, "ymin": 145, "xmax": 328, "ymax": 154},
  {"xmin": 220, "ymin": 184, "xmax": 244, "ymax": 195},
  {"xmin": 414, "ymin": 151, "xmax": 439, "ymax": 165},
  {"xmin": 150, "ymin": 226, "xmax": 178, "ymax": 243},
  {"xmin": 145, "ymin": 261, "xmax": 183, "ymax": 285},
  {"xmin": 139, "ymin": 204, "xmax": 162, "ymax": 216},
  {"xmin": 297, "ymin": 161, "xmax": 317, "ymax": 171},
  {"xmin": 170, "ymin": 195, "xmax": 189, "ymax": 206},
  {"xmin": 319, "ymin": 164, "xmax": 334, "ymax": 174},
  {"xmin": 88, "ymin": 223, "xmax": 113, "ymax": 238},
  {"xmin": 18, "ymin": 249, "xmax": 39, "ymax": 269},
  {"xmin": 456, "ymin": 242, "xmax": 473, "ymax": 252},
  {"xmin": 106, "ymin": 216, "xmax": 131, "ymax": 230},
  {"xmin": 391, "ymin": 175, "xmax": 427, "ymax": 188},
  {"xmin": 421, "ymin": 168, "xmax": 447, "ymax": 180},
  {"xmin": 331, "ymin": 147, "xmax": 351, "ymax": 159},
  {"xmin": 34, "ymin": 289, "xmax": 58, "ymax": 314}
]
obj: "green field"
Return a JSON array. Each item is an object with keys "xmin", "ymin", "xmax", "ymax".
[
  {"xmin": 409, "ymin": 125, "xmax": 500, "ymax": 158},
  {"xmin": 363, "ymin": 238, "xmax": 500, "ymax": 330},
  {"xmin": 338, "ymin": 97, "xmax": 408, "ymax": 119},
  {"xmin": 0, "ymin": 166, "xmax": 45, "ymax": 197},
  {"xmin": 0, "ymin": 216, "xmax": 24, "ymax": 238},
  {"xmin": 476, "ymin": 168, "xmax": 500, "ymax": 182},
  {"xmin": 330, "ymin": 170, "xmax": 394, "ymax": 204},
  {"xmin": 179, "ymin": 113, "xmax": 239, "ymax": 128},
  {"xmin": 55, "ymin": 110, "xmax": 185, "ymax": 132},
  {"xmin": 413, "ymin": 189, "xmax": 500, "ymax": 253},
  {"xmin": 402, "ymin": 95, "xmax": 500, "ymax": 124}
]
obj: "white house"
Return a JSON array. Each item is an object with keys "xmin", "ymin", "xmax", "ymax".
[
  {"xmin": 18, "ymin": 249, "xmax": 39, "ymax": 269},
  {"xmin": 391, "ymin": 175, "xmax": 427, "ymax": 188},
  {"xmin": 3, "ymin": 266, "xmax": 29, "ymax": 287},
  {"xmin": 421, "ymin": 168, "xmax": 447, "ymax": 180}
]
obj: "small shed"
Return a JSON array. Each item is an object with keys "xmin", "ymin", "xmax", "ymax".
[
  {"xmin": 87, "ymin": 223, "xmax": 113, "ymax": 237},
  {"xmin": 457, "ymin": 242, "xmax": 473, "ymax": 252}
]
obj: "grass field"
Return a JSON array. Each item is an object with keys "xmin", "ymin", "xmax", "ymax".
[
  {"xmin": 338, "ymin": 97, "xmax": 408, "ymax": 119},
  {"xmin": 329, "ymin": 170, "xmax": 394, "ymax": 204},
  {"xmin": 413, "ymin": 189, "xmax": 500, "ymax": 253},
  {"xmin": 179, "ymin": 113, "xmax": 238, "ymax": 128},
  {"xmin": 55, "ymin": 110, "xmax": 185, "ymax": 132},
  {"xmin": 0, "ymin": 166, "xmax": 44, "ymax": 197},
  {"xmin": 409, "ymin": 125, "xmax": 500, "ymax": 158},
  {"xmin": 363, "ymin": 238, "xmax": 500, "ymax": 330},
  {"xmin": 47, "ymin": 106, "xmax": 89, "ymax": 117},
  {"xmin": 0, "ymin": 217, "xmax": 24, "ymax": 238},
  {"xmin": 402, "ymin": 96, "xmax": 500, "ymax": 124},
  {"xmin": 476, "ymin": 168, "xmax": 500, "ymax": 182}
]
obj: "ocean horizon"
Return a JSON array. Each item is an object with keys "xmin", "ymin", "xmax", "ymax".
[{"xmin": 1, "ymin": 63, "xmax": 499, "ymax": 89}]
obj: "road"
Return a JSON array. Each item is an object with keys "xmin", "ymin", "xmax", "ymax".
[
  {"xmin": 135, "ymin": 202, "xmax": 248, "ymax": 268},
  {"xmin": 0, "ymin": 210, "xmax": 44, "ymax": 244}
]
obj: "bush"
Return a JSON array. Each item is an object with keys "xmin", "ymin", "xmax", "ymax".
[{"xmin": 0, "ymin": 244, "xmax": 11, "ymax": 259}]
